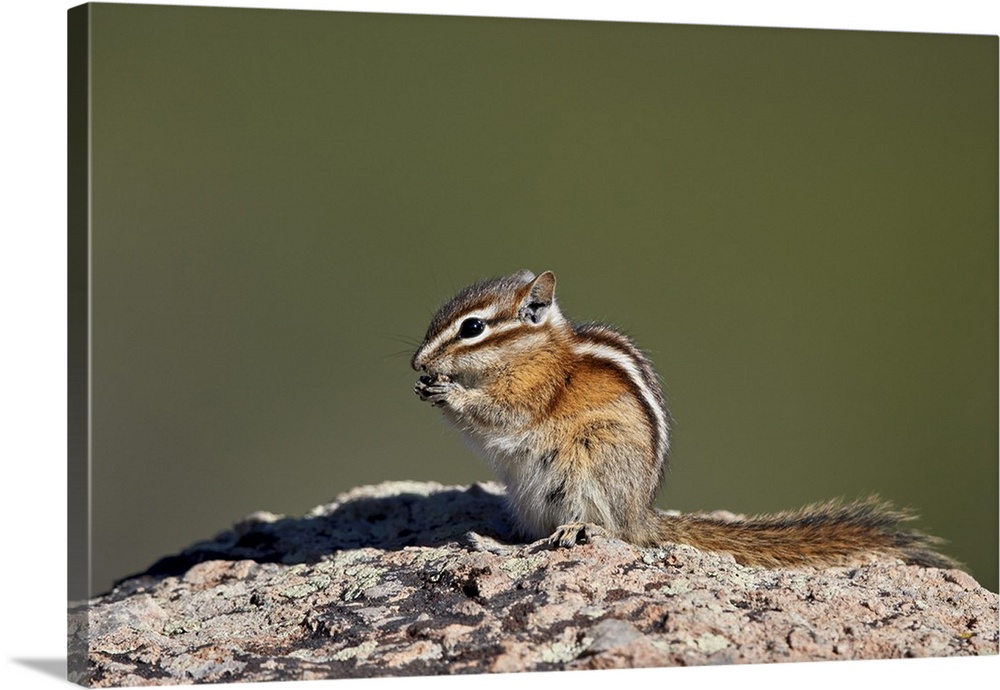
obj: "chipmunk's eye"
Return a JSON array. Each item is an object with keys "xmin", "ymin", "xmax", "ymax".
[{"xmin": 458, "ymin": 318, "xmax": 486, "ymax": 339}]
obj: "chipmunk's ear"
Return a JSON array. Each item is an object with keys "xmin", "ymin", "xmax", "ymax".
[{"xmin": 519, "ymin": 270, "xmax": 557, "ymax": 324}]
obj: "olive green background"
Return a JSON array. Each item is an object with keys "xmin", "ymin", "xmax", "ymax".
[{"xmin": 84, "ymin": 3, "xmax": 997, "ymax": 595}]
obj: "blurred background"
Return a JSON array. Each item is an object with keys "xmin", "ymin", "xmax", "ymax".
[{"xmin": 86, "ymin": 4, "xmax": 997, "ymax": 595}]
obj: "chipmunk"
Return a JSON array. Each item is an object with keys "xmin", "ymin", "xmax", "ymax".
[{"xmin": 411, "ymin": 270, "xmax": 957, "ymax": 569}]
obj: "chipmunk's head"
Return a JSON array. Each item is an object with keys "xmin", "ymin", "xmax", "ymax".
[{"xmin": 411, "ymin": 269, "xmax": 567, "ymax": 385}]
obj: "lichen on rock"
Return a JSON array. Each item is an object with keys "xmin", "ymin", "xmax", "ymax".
[{"xmin": 71, "ymin": 481, "xmax": 998, "ymax": 686}]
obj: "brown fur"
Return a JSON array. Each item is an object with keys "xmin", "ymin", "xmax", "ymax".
[
  {"xmin": 413, "ymin": 270, "xmax": 959, "ymax": 571},
  {"xmin": 642, "ymin": 498, "xmax": 960, "ymax": 569}
]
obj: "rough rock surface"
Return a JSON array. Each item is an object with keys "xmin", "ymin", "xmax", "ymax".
[{"xmin": 70, "ymin": 481, "xmax": 998, "ymax": 686}]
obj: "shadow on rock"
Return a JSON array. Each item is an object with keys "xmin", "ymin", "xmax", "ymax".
[{"xmin": 114, "ymin": 482, "xmax": 513, "ymax": 592}]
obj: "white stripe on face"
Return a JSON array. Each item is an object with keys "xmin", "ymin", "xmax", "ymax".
[{"xmin": 418, "ymin": 305, "xmax": 501, "ymax": 362}]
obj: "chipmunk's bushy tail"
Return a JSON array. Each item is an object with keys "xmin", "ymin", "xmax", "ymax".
[{"xmin": 650, "ymin": 496, "xmax": 958, "ymax": 569}]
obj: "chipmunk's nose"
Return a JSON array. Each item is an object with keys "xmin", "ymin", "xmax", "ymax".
[{"xmin": 411, "ymin": 347, "xmax": 427, "ymax": 371}]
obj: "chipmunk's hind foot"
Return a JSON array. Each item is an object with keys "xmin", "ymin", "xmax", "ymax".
[{"xmin": 547, "ymin": 521, "xmax": 607, "ymax": 548}]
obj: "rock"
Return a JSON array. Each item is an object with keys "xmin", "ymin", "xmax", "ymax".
[{"xmin": 70, "ymin": 481, "xmax": 998, "ymax": 686}]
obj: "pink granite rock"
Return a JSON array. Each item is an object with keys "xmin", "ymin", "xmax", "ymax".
[{"xmin": 69, "ymin": 481, "xmax": 998, "ymax": 686}]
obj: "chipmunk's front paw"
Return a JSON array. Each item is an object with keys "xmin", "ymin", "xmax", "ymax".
[
  {"xmin": 547, "ymin": 522, "xmax": 606, "ymax": 548},
  {"xmin": 414, "ymin": 374, "xmax": 463, "ymax": 407}
]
